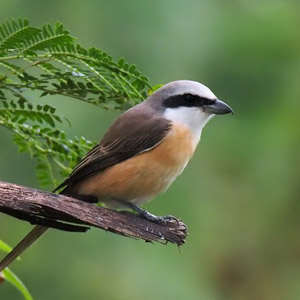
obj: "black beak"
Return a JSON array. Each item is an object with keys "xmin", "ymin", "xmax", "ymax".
[{"xmin": 204, "ymin": 99, "xmax": 233, "ymax": 115}]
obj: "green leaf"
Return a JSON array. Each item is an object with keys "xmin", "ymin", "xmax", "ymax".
[
  {"xmin": 0, "ymin": 18, "xmax": 152, "ymax": 188},
  {"xmin": 2, "ymin": 268, "xmax": 33, "ymax": 300},
  {"xmin": 0, "ymin": 239, "xmax": 20, "ymax": 262},
  {"xmin": 0, "ymin": 239, "xmax": 13, "ymax": 253},
  {"xmin": 148, "ymin": 83, "xmax": 163, "ymax": 95},
  {"xmin": 118, "ymin": 57, "xmax": 125, "ymax": 67}
]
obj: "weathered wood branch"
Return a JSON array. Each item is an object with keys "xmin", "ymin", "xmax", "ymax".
[{"xmin": 0, "ymin": 180, "xmax": 188, "ymax": 246}]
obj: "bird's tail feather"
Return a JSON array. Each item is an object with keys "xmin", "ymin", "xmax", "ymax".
[{"xmin": 0, "ymin": 225, "xmax": 48, "ymax": 272}]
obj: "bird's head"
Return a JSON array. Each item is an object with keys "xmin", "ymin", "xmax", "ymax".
[{"xmin": 147, "ymin": 80, "xmax": 233, "ymax": 137}]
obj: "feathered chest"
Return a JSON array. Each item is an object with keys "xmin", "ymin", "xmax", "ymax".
[
  {"xmin": 149, "ymin": 122, "xmax": 198, "ymax": 170},
  {"xmin": 76, "ymin": 122, "xmax": 199, "ymax": 203}
]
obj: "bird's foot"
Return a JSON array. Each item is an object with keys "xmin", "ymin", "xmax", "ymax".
[
  {"xmin": 126, "ymin": 203, "xmax": 180, "ymax": 224},
  {"xmin": 144, "ymin": 213, "xmax": 180, "ymax": 225}
]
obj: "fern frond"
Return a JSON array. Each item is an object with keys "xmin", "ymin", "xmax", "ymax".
[
  {"xmin": 1, "ymin": 115, "xmax": 94, "ymax": 187},
  {"xmin": 0, "ymin": 19, "xmax": 151, "ymax": 109},
  {"xmin": 0, "ymin": 18, "xmax": 152, "ymax": 188},
  {"xmin": 0, "ymin": 20, "xmax": 40, "ymax": 52},
  {"xmin": 0, "ymin": 93, "xmax": 65, "ymax": 123},
  {"xmin": 22, "ymin": 23, "xmax": 74, "ymax": 53}
]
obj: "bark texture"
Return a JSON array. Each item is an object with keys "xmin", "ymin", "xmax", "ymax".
[{"xmin": 0, "ymin": 180, "xmax": 188, "ymax": 245}]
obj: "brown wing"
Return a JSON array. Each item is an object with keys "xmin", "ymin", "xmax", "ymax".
[{"xmin": 53, "ymin": 105, "xmax": 172, "ymax": 194}]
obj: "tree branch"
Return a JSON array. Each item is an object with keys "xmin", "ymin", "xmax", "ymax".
[{"xmin": 0, "ymin": 180, "xmax": 188, "ymax": 246}]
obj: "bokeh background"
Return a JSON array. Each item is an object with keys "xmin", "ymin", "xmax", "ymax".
[{"xmin": 1, "ymin": 0, "xmax": 300, "ymax": 299}]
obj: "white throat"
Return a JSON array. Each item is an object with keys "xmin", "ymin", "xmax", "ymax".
[{"xmin": 164, "ymin": 107, "xmax": 213, "ymax": 145}]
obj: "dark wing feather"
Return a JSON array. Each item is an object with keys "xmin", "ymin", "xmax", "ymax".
[{"xmin": 53, "ymin": 105, "xmax": 172, "ymax": 193}]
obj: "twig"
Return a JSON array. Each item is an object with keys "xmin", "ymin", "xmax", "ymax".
[{"xmin": 0, "ymin": 180, "xmax": 188, "ymax": 245}]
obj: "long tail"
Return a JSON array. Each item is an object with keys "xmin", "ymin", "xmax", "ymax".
[{"xmin": 0, "ymin": 225, "xmax": 48, "ymax": 272}]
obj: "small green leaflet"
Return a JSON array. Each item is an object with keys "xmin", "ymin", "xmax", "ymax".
[{"xmin": 2, "ymin": 268, "xmax": 33, "ymax": 300}]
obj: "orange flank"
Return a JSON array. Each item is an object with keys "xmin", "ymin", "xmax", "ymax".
[{"xmin": 76, "ymin": 123, "xmax": 196, "ymax": 207}]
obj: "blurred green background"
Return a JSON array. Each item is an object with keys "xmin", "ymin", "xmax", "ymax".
[{"xmin": 1, "ymin": 0, "xmax": 300, "ymax": 299}]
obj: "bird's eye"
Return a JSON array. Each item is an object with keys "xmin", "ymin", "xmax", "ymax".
[{"xmin": 184, "ymin": 93, "xmax": 195, "ymax": 101}]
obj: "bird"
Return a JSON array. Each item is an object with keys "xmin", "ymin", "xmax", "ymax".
[{"xmin": 0, "ymin": 80, "xmax": 232, "ymax": 271}]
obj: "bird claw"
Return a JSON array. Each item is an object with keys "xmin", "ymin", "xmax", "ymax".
[
  {"xmin": 125, "ymin": 203, "xmax": 181, "ymax": 225},
  {"xmin": 143, "ymin": 214, "xmax": 180, "ymax": 225},
  {"xmin": 157, "ymin": 215, "xmax": 181, "ymax": 225}
]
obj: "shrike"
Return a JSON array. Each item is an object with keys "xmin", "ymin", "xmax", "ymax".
[{"xmin": 0, "ymin": 80, "xmax": 232, "ymax": 271}]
